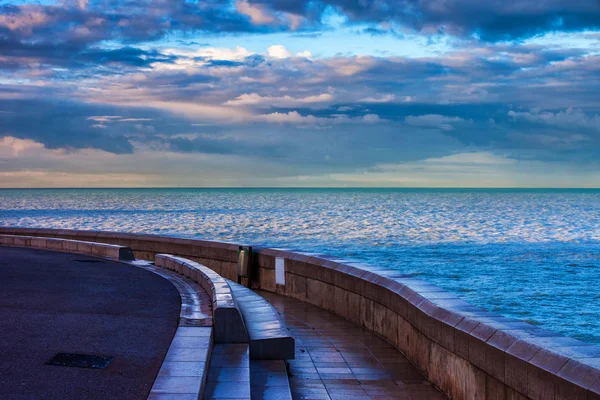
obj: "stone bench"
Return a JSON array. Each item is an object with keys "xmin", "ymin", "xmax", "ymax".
[
  {"xmin": 0, "ymin": 234, "xmax": 135, "ymax": 261},
  {"xmin": 227, "ymin": 280, "xmax": 295, "ymax": 360},
  {"xmin": 155, "ymin": 254, "xmax": 248, "ymax": 344}
]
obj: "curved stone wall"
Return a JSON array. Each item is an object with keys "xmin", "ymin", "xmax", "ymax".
[{"xmin": 1, "ymin": 227, "xmax": 599, "ymax": 400}]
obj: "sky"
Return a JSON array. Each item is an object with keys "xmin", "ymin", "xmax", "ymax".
[{"xmin": 0, "ymin": 0, "xmax": 599, "ymax": 188}]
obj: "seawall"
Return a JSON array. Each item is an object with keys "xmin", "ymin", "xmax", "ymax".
[{"xmin": 1, "ymin": 227, "xmax": 598, "ymax": 400}]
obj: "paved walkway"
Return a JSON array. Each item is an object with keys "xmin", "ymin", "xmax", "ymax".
[
  {"xmin": 0, "ymin": 247, "xmax": 181, "ymax": 400},
  {"xmin": 259, "ymin": 291, "xmax": 446, "ymax": 400}
]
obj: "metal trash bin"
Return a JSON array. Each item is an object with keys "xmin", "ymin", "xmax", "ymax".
[{"xmin": 237, "ymin": 246, "xmax": 252, "ymax": 285}]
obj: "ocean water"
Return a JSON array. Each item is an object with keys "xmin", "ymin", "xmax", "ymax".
[{"xmin": 1, "ymin": 188, "xmax": 599, "ymax": 343}]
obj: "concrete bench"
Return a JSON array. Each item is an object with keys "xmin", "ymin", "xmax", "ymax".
[
  {"xmin": 227, "ymin": 280, "xmax": 295, "ymax": 360},
  {"xmin": 155, "ymin": 254, "xmax": 248, "ymax": 343},
  {"xmin": 0, "ymin": 234, "xmax": 135, "ymax": 261}
]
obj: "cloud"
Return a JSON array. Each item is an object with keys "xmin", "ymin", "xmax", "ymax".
[
  {"xmin": 2, "ymin": 29, "xmax": 600, "ymax": 187},
  {"xmin": 3, "ymin": 135, "xmax": 599, "ymax": 188},
  {"xmin": 405, "ymin": 115, "xmax": 467, "ymax": 131},
  {"xmin": 267, "ymin": 44, "xmax": 292, "ymax": 59},
  {"xmin": 164, "ymin": 46, "xmax": 256, "ymax": 62},
  {"xmin": 87, "ymin": 116, "xmax": 122, "ymax": 122},
  {"xmin": 245, "ymin": 0, "xmax": 600, "ymax": 41},
  {"xmin": 87, "ymin": 116, "xmax": 153, "ymax": 123},
  {"xmin": 255, "ymin": 111, "xmax": 383, "ymax": 125},
  {"xmin": 266, "ymin": 44, "xmax": 312, "ymax": 59},
  {"xmin": 422, "ymin": 152, "xmax": 515, "ymax": 166},
  {"xmin": 361, "ymin": 94, "xmax": 396, "ymax": 103},
  {"xmin": 225, "ymin": 93, "xmax": 333, "ymax": 107},
  {"xmin": 236, "ymin": 0, "xmax": 276, "ymax": 25},
  {"xmin": 0, "ymin": 136, "xmax": 287, "ymax": 188},
  {"xmin": 508, "ymin": 108, "xmax": 600, "ymax": 131}
]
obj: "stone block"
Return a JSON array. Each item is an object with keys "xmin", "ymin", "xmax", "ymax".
[
  {"xmin": 454, "ymin": 318, "xmax": 479, "ymax": 360},
  {"xmin": 505, "ymin": 387, "xmax": 529, "ymax": 400},
  {"xmin": 46, "ymin": 238, "xmax": 64, "ymax": 251},
  {"xmin": 396, "ymin": 315, "xmax": 412, "ymax": 355},
  {"xmin": 383, "ymin": 307, "xmax": 397, "ymax": 345},
  {"xmin": 485, "ymin": 374, "xmax": 505, "ymax": 400},
  {"xmin": 428, "ymin": 342, "xmax": 455, "ymax": 397},
  {"xmin": 372, "ymin": 302, "xmax": 387, "ymax": 338},
  {"xmin": 333, "ymin": 265, "xmax": 367, "ymax": 294},
  {"xmin": 468, "ymin": 324, "xmax": 497, "ymax": 374},
  {"xmin": 449, "ymin": 356, "xmax": 486, "ymax": 400},
  {"xmin": 1, "ymin": 235, "xmax": 14, "ymax": 245},
  {"xmin": 414, "ymin": 333, "xmax": 431, "ymax": 376},
  {"xmin": 155, "ymin": 254, "xmax": 166, "ymax": 268},
  {"xmin": 76, "ymin": 241, "xmax": 92, "ymax": 254},
  {"xmin": 258, "ymin": 267, "xmax": 276, "ymax": 292},
  {"xmin": 332, "ymin": 286, "xmax": 348, "ymax": 318},
  {"xmin": 346, "ymin": 291, "xmax": 361, "ymax": 325},
  {"xmin": 13, "ymin": 236, "xmax": 31, "ymax": 247},
  {"xmin": 91, "ymin": 243, "xmax": 106, "ymax": 256},
  {"xmin": 555, "ymin": 360, "xmax": 600, "ymax": 400},
  {"xmin": 305, "ymin": 279, "xmax": 328, "ymax": 309},
  {"xmin": 359, "ymin": 296, "xmax": 374, "ymax": 330},
  {"xmin": 286, "ymin": 273, "xmax": 307, "ymax": 301},
  {"xmin": 104, "ymin": 246, "xmax": 121, "ymax": 259},
  {"xmin": 430, "ymin": 318, "xmax": 455, "ymax": 353},
  {"xmin": 256, "ymin": 253, "xmax": 275, "ymax": 269},
  {"xmin": 221, "ymin": 262, "xmax": 237, "ymax": 281},
  {"xmin": 64, "ymin": 240, "xmax": 80, "ymax": 252},
  {"xmin": 526, "ymin": 363, "xmax": 555, "ymax": 400}
]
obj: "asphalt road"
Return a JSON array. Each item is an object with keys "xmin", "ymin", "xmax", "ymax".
[{"xmin": 0, "ymin": 247, "xmax": 181, "ymax": 400}]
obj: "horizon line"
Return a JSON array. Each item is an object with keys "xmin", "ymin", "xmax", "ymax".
[{"xmin": 1, "ymin": 187, "xmax": 600, "ymax": 190}]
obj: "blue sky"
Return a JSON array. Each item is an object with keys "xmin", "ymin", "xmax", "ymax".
[{"xmin": 0, "ymin": 0, "xmax": 599, "ymax": 187}]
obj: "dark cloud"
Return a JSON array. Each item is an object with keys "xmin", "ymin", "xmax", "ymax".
[
  {"xmin": 167, "ymin": 135, "xmax": 289, "ymax": 158},
  {"xmin": 0, "ymin": 100, "xmax": 134, "ymax": 153},
  {"xmin": 0, "ymin": 1, "xmax": 278, "ymax": 45},
  {"xmin": 0, "ymin": 1, "xmax": 279, "ymax": 71},
  {"xmin": 0, "ymin": 99, "xmax": 209, "ymax": 154},
  {"xmin": 253, "ymin": 0, "xmax": 600, "ymax": 40},
  {"xmin": 0, "ymin": 37, "xmax": 174, "ymax": 69},
  {"xmin": 1, "ymin": 0, "xmax": 596, "ymax": 52}
]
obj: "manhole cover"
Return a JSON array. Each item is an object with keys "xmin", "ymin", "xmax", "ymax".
[
  {"xmin": 74, "ymin": 259, "xmax": 105, "ymax": 264},
  {"xmin": 47, "ymin": 353, "xmax": 113, "ymax": 369}
]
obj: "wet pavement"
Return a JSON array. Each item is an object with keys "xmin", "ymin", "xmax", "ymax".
[
  {"xmin": 0, "ymin": 247, "xmax": 181, "ymax": 400},
  {"xmin": 259, "ymin": 291, "xmax": 447, "ymax": 400}
]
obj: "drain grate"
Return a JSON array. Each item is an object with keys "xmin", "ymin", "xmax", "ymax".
[
  {"xmin": 74, "ymin": 259, "xmax": 106, "ymax": 264},
  {"xmin": 47, "ymin": 353, "xmax": 113, "ymax": 369}
]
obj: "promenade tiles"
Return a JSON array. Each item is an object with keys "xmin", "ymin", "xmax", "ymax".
[
  {"xmin": 258, "ymin": 291, "xmax": 447, "ymax": 400},
  {"xmin": 204, "ymin": 344, "xmax": 251, "ymax": 400},
  {"xmin": 250, "ymin": 360, "xmax": 293, "ymax": 400}
]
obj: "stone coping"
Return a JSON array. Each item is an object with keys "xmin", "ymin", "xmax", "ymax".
[
  {"xmin": 0, "ymin": 234, "xmax": 135, "ymax": 261},
  {"xmin": 123, "ymin": 260, "xmax": 214, "ymax": 400},
  {"xmin": 156, "ymin": 254, "xmax": 249, "ymax": 344},
  {"xmin": 129, "ymin": 260, "xmax": 213, "ymax": 327},
  {"xmin": 2, "ymin": 227, "xmax": 599, "ymax": 399},
  {"xmin": 148, "ymin": 327, "xmax": 213, "ymax": 400}
]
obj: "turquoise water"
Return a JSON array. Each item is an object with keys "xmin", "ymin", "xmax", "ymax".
[{"xmin": 1, "ymin": 188, "xmax": 599, "ymax": 343}]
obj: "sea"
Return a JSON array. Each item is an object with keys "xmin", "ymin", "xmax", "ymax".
[{"xmin": 1, "ymin": 188, "xmax": 599, "ymax": 343}]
